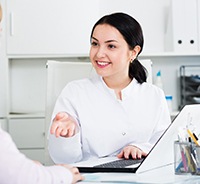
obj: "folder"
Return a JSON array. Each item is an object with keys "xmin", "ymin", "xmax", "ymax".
[{"xmin": 165, "ymin": 0, "xmax": 198, "ymax": 52}]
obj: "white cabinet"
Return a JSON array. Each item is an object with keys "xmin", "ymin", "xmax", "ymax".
[
  {"xmin": 9, "ymin": 59, "xmax": 47, "ymax": 114},
  {"xmin": 8, "ymin": 117, "xmax": 45, "ymax": 163},
  {"xmin": 6, "ymin": 57, "xmax": 47, "ymax": 163},
  {"xmin": 165, "ymin": 0, "xmax": 199, "ymax": 52},
  {"xmin": 6, "ymin": 0, "xmax": 99, "ymax": 55},
  {"xmin": 0, "ymin": 56, "xmax": 7, "ymax": 117},
  {"xmin": 8, "ymin": 118, "xmax": 45, "ymax": 149},
  {"xmin": 0, "ymin": 0, "xmax": 7, "ymax": 118}
]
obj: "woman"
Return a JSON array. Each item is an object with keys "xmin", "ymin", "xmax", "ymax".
[{"xmin": 48, "ymin": 12, "xmax": 171, "ymax": 164}]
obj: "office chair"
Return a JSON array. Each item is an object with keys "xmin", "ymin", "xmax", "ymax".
[
  {"xmin": 44, "ymin": 59, "xmax": 152, "ymax": 165},
  {"xmin": 44, "ymin": 60, "xmax": 93, "ymax": 165}
]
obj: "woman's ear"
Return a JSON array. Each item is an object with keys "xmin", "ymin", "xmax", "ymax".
[{"xmin": 131, "ymin": 45, "xmax": 141, "ymax": 59}]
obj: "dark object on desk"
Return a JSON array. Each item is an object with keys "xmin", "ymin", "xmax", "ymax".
[
  {"xmin": 180, "ymin": 65, "xmax": 200, "ymax": 109},
  {"xmin": 78, "ymin": 166, "xmax": 138, "ymax": 173},
  {"xmin": 94, "ymin": 158, "xmax": 144, "ymax": 168},
  {"xmin": 78, "ymin": 158, "xmax": 144, "ymax": 173}
]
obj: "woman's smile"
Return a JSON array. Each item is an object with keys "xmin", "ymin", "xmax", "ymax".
[{"xmin": 96, "ymin": 60, "xmax": 111, "ymax": 68}]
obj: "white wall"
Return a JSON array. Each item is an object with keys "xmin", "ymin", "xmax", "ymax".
[{"xmin": 99, "ymin": 0, "xmax": 170, "ymax": 53}]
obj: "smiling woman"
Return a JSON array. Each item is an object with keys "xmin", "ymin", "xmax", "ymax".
[{"xmin": 48, "ymin": 12, "xmax": 171, "ymax": 165}]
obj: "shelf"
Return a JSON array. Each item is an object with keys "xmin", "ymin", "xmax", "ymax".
[
  {"xmin": 140, "ymin": 52, "xmax": 200, "ymax": 57},
  {"xmin": 7, "ymin": 52, "xmax": 200, "ymax": 60},
  {"xmin": 7, "ymin": 54, "xmax": 90, "ymax": 59},
  {"xmin": 8, "ymin": 112, "xmax": 45, "ymax": 119}
]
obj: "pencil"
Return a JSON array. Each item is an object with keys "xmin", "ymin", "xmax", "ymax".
[{"xmin": 187, "ymin": 129, "xmax": 200, "ymax": 146}]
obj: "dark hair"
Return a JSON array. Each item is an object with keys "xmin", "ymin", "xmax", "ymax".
[{"xmin": 90, "ymin": 12, "xmax": 147, "ymax": 84}]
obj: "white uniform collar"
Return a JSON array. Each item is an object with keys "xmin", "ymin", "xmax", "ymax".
[{"xmin": 91, "ymin": 74, "xmax": 139, "ymax": 101}]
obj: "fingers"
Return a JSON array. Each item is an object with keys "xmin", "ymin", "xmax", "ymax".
[
  {"xmin": 50, "ymin": 112, "xmax": 77, "ymax": 138},
  {"xmin": 50, "ymin": 123, "xmax": 59, "ymax": 136},
  {"xmin": 117, "ymin": 145, "xmax": 147, "ymax": 159},
  {"xmin": 70, "ymin": 167, "xmax": 84, "ymax": 183},
  {"xmin": 67, "ymin": 123, "xmax": 76, "ymax": 137},
  {"xmin": 59, "ymin": 125, "xmax": 76, "ymax": 137},
  {"xmin": 50, "ymin": 121, "xmax": 64, "ymax": 137},
  {"xmin": 50, "ymin": 113, "xmax": 67, "ymax": 135},
  {"xmin": 117, "ymin": 150, "xmax": 123, "ymax": 158},
  {"xmin": 117, "ymin": 147, "xmax": 133, "ymax": 159},
  {"xmin": 53, "ymin": 123, "xmax": 76, "ymax": 138},
  {"xmin": 55, "ymin": 126, "xmax": 64, "ymax": 137},
  {"xmin": 50, "ymin": 122, "xmax": 57, "ymax": 135},
  {"xmin": 54, "ymin": 112, "xmax": 63, "ymax": 121},
  {"xmin": 71, "ymin": 167, "xmax": 80, "ymax": 174},
  {"xmin": 33, "ymin": 160, "xmax": 42, "ymax": 165}
]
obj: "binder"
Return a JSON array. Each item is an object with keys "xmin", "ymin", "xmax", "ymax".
[{"xmin": 165, "ymin": 0, "xmax": 198, "ymax": 52}]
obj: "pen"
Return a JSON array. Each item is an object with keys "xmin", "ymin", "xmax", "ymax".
[
  {"xmin": 187, "ymin": 129, "xmax": 200, "ymax": 146},
  {"xmin": 175, "ymin": 161, "xmax": 183, "ymax": 172},
  {"xmin": 180, "ymin": 148, "xmax": 188, "ymax": 172},
  {"xmin": 193, "ymin": 132, "xmax": 199, "ymax": 141},
  {"xmin": 176, "ymin": 138, "xmax": 188, "ymax": 172},
  {"xmin": 185, "ymin": 146, "xmax": 196, "ymax": 173},
  {"xmin": 177, "ymin": 133, "xmax": 188, "ymax": 172}
]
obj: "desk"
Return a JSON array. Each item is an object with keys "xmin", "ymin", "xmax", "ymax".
[{"xmin": 79, "ymin": 164, "xmax": 200, "ymax": 183}]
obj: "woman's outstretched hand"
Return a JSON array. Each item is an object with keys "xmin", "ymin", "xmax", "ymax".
[{"xmin": 50, "ymin": 112, "xmax": 78, "ymax": 138}]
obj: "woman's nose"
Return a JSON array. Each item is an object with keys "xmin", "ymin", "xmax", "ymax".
[{"xmin": 96, "ymin": 46, "xmax": 106, "ymax": 58}]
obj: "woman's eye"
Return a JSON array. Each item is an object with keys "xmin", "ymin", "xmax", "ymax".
[
  {"xmin": 108, "ymin": 44, "xmax": 116, "ymax": 49},
  {"xmin": 91, "ymin": 41, "xmax": 98, "ymax": 46}
]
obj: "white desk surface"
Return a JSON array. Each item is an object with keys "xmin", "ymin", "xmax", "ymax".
[{"xmin": 79, "ymin": 164, "xmax": 200, "ymax": 184}]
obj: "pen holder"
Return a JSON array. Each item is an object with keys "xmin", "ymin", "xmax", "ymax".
[{"xmin": 174, "ymin": 141, "xmax": 200, "ymax": 175}]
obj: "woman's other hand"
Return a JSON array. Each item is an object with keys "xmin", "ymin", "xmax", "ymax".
[
  {"xmin": 117, "ymin": 145, "xmax": 147, "ymax": 159},
  {"xmin": 50, "ymin": 112, "xmax": 78, "ymax": 138}
]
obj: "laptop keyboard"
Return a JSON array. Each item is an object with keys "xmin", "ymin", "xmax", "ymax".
[{"xmin": 94, "ymin": 158, "xmax": 143, "ymax": 168}]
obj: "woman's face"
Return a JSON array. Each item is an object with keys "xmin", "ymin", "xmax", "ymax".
[{"xmin": 90, "ymin": 24, "xmax": 137, "ymax": 80}]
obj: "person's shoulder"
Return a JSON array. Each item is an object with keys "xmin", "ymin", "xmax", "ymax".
[
  {"xmin": 68, "ymin": 73, "xmax": 100, "ymax": 86},
  {"xmin": 69, "ymin": 78, "xmax": 90, "ymax": 84},
  {"xmin": 140, "ymin": 82, "xmax": 165, "ymax": 95},
  {"xmin": 70, "ymin": 77, "xmax": 92, "ymax": 85},
  {"xmin": 63, "ymin": 78, "xmax": 93, "ymax": 91}
]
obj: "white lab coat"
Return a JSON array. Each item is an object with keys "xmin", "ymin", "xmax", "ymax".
[
  {"xmin": 48, "ymin": 75, "xmax": 171, "ymax": 164},
  {"xmin": 0, "ymin": 128, "xmax": 73, "ymax": 184}
]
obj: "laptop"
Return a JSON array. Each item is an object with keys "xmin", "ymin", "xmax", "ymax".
[{"xmin": 73, "ymin": 104, "xmax": 200, "ymax": 173}]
